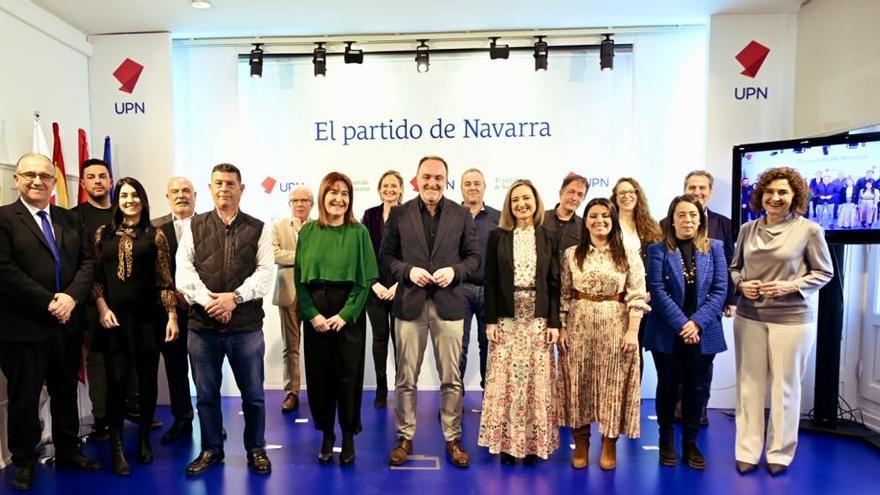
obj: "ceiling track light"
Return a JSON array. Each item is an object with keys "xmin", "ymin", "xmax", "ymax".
[
  {"xmin": 344, "ymin": 41, "xmax": 364, "ymax": 64},
  {"xmin": 489, "ymin": 37, "xmax": 509, "ymax": 60},
  {"xmin": 313, "ymin": 42, "xmax": 327, "ymax": 77},
  {"xmin": 533, "ymin": 36, "xmax": 548, "ymax": 71},
  {"xmin": 191, "ymin": 0, "xmax": 212, "ymax": 9},
  {"xmin": 600, "ymin": 34, "xmax": 615, "ymax": 72},
  {"xmin": 249, "ymin": 43, "xmax": 263, "ymax": 79},
  {"xmin": 415, "ymin": 40, "xmax": 430, "ymax": 73}
]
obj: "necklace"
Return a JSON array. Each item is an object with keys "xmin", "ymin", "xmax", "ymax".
[{"xmin": 681, "ymin": 254, "xmax": 696, "ymax": 285}]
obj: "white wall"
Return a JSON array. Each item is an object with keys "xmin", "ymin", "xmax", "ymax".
[
  {"xmin": 0, "ymin": 0, "xmax": 92, "ymax": 469},
  {"xmin": 794, "ymin": 0, "xmax": 880, "ymax": 136}
]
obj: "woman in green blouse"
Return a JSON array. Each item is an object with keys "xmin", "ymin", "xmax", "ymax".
[{"xmin": 295, "ymin": 171, "xmax": 378, "ymax": 467}]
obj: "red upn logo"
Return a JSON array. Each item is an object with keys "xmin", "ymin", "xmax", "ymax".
[
  {"xmin": 262, "ymin": 176, "xmax": 278, "ymax": 194},
  {"xmin": 735, "ymin": 41, "xmax": 770, "ymax": 79},
  {"xmin": 113, "ymin": 58, "xmax": 144, "ymax": 93}
]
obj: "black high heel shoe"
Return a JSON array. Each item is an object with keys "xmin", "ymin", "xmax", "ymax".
[
  {"xmin": 340, "ymin": 434, "xmax": 355, "ymax": 466},
  {"xmin": 500, "ymin": 452, "xmax": 516, "ymax": 465},
  {"xmin": 318, "ymin": 432, "xmax": 335, "ymax": 465}
]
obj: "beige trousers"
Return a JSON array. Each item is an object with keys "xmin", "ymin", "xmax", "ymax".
[
  {"xmin": 278, "ymin": 304, "xmax": 302, "ymax": 396},
  {"xmin": 394, "ymin": 300, "xmax": 464, "ymax": 441},
  {"xmin": 734, "ymin": 315, "xmax": 816, "ymax": 466}
]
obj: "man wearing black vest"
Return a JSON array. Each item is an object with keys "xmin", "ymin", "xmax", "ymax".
[
  {"xmin": 151, "ymin": 176, "xmax": 197, "ymax": 444},
  {"xmin": 176, "ymin": 163, "xmax": 274, "ymax": 476}
]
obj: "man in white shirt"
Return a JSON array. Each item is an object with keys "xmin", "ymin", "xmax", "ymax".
[{"xmin": 176, "ymin": 164, "xmax": 274, "ymax": 476}]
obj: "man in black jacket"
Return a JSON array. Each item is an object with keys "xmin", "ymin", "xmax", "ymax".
[
  {"xmin": 380, "ymin": 156, "xmax": 480, "ymax": 468},
  {"xmin": 151, "ymin": 176, "xmax": 197, "ymax": 444},
  {"xmin": 0, "ymin": 153, "xmax": 101, "ymax": 490}
]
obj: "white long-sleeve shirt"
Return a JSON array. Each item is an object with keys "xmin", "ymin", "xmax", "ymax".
[{"xmin": 175, "ymin": 210, "xmax": 274, "ymax": 308}]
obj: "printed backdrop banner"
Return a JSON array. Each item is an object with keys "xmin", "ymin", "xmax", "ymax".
[
  {"xmin": 172, "ymin": 32, "xmax": 710, "ymax": 395},
  {"xmin": 88, "ymin": 32, "xmax": 175, "ymax": 206}
]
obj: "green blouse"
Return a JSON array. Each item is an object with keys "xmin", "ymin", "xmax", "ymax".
[{"xmin": 294, "ymin": 221, "xmax": 379, "ymax": 324}]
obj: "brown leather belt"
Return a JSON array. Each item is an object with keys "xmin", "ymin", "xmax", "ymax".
[{"xmin": 573, "ymin": 291, "xmax": 624, "ymax": 302}]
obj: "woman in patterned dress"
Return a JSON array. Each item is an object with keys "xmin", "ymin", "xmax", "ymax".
[
  {"xmin": 478, "ymin": 180, "xmax": 561, "ymax": 465},
  {"xmin": 558, "ymin": 197, "xmax": 650, "ymax": 470}
]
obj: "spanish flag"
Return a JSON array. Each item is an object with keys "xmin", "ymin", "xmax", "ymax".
[{"xmin": 51, "ymin": 122, "xmax": 69, "ymax": 208}]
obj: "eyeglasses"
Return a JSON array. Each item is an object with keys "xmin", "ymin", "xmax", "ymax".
[
  {"xmin": 289, "ymin": 199, "xmax": 312, "ymax": 205},
  {"xmin": 16, "ymin": 172, "xmax": 56, "ymax": 183},
  {"xmin": 617, "ymin": 189, "xmax": 638, "ymax": 197}
]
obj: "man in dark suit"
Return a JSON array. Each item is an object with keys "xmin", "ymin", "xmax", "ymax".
[
  {"xmin": 0, "ymin": 153, "xmax": 101, "ymax": 490},
  {"xmin": 150, "ymin": 176, "xmax": 197, "ymax": 444},
  {"xmin": 380, "ymin": 156, "xmax": 480, "ymax": 468}
]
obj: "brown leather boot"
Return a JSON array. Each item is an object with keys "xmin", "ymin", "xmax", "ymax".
[
  {"xmin": 599, "ymin": 436, "xmax": 617, "ymax": 470},
  {"xmin": 571, "ymin": 426, "xmax": 590, "ymax": 469}
]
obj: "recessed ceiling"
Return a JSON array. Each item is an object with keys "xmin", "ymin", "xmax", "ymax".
[{"xmin": 31, "ymin": 0, "xmax": 803, "ymax": 39}]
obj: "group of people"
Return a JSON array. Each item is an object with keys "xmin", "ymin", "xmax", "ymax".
[
  {"xmin": 0, "ymin": 152, "xmax": 833, "ymax": 491},
  {"xmin": 741, "ymin": 168, "xmax": 879, "ymax": 228}
]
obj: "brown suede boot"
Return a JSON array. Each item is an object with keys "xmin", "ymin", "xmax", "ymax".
[
  {"xmin": 599, "ymin": 436, "xmax": 617, "ymax": 470},
  {"xmin": 571, "ymin": 426, "xmax": 590, "ymax": 469}
]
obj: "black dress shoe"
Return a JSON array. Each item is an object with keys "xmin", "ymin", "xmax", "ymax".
[
  {"xmin": 340, "ymin": 434, "xmax": 355, "ymax": 466},
  {"xmin": 524, "ymin": 454, "xmax": 540, "ymax": 465},
  {"xmin": 186, "ymin": 451, "xmax": 224, "ymax": 476},
  {"xmin": 373, "ymin": 387, "xmax": 387, "ymax": 408},
  {"xmin": 138, "ymin": 433, "xmax": 153, "ymax": 464},
  {"xmin": 247, "ymin": 449, "xmax": 272, "ymax": 475},
  {"xmin": 736, "ymin": 460, "xmax": 758, "ymax": 474},
  {"xmin": 86, "ymin": 418, "xmax": 109, "ymax": 442},
  {"xmin": 500, "ymin": 453, "xmax": 515, "ymax": 465},
  {"xmin": 12, "ymin": 466, "xmax": 35, "ymax": 491},
  {"xmin": 55, "ymin": 451, "xmax": 102, "ymax": 471},
  {"xmin": 161, "ymin": 419, "xmax": 193, "ymax": 445},
  {"xmin": 767, "ymin": 463, "xmax": 788, "ymax": 475},
  {"xmin": 318, "ymin": 432, "xmax": 335, "ymax": 465}
]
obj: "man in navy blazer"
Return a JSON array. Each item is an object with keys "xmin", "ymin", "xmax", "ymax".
[
  {"xmin": 380, "ymin": 156, "xmax": 480, "ymax": 468},
  {"xmin": 0, "ymin": 154, "xmax": 100, "ymax": 490}
]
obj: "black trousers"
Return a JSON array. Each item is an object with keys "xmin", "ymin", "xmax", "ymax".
[
  {"xmin": 366, "ymin": 293, "xmax": 395, "ymax": 386},
  {"xmin": 0, "ymin": 331, "xmax": 81, "ymax": 466},
  {"xmin": 161, "ymin": 309, "xmax": 193, "ymax": 421},
  {"xmin": 105, "ymin": 349, "xmax": 160, "ymax": 432},
  {"xmin": 652, "ymin": 341, "xmax": 715, "ymax": 443},
  {"xmin": 302, "ymin": 284, "xmax": 366, "ymax": 435}
]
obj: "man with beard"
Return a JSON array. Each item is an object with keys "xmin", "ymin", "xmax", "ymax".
[
  {"xmin": 72, "ymin": 158, "xmax": 114, "ymax": 440},
  {"xmin": 380, "ymin": 156, "xmax": 480, "ymax": 468},
  {"xmin": 151, "ymin": 177, "xmax": 198, "ymax": 444}
]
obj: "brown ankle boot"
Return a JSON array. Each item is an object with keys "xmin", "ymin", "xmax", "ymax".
[
  {"xmin": 571, "ymin": 426, "xmax": 590, "ymax": 469},
  {"xmin": 599, "ymin": 436, "xmax": 617, "ymax": 470}
]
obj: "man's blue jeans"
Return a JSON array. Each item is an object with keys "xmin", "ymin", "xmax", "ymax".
[
  {"xmin": 188, "ymin": 329, "xmax": 266, "ymax": 454},
  {"xmin": 460, "ymin": 283, "xmax": 488, "ymax": 389}
]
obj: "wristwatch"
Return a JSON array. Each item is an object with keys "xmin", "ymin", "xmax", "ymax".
[{"xmin": 233, "ymin": 290, "xmax": 244, "ymax": 305}]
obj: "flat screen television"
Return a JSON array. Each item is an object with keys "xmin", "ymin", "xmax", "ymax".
[{"xmin": 732, "ymin": 131, "xmax": 880, "ymax": 244}]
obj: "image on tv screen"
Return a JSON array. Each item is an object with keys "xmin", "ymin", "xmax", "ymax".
[{"xmin": 739, "ymin": 140, "xmax": 879, "ymax": 232}]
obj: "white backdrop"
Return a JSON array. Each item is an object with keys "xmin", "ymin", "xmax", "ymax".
[{"xmin": 171, "ymin": 29, "xmax": 709, "ymax": 398}]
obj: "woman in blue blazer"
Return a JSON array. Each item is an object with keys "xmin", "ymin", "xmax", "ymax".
[{"xmin": 645, "ymin": 194, "xmax": 727, "ymax": 470}]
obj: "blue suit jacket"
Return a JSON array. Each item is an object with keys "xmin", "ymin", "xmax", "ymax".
[{"xmin": 644, "ymin": 239, "xmax": 728, "ymax": 355}]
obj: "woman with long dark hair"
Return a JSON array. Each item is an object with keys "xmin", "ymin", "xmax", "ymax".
[
  {"xmin": 295, "ymin": 172, "xmax": 378, "ymax": 466},
  {"xmin": 360, "ymin": 170, "xmax": 403, "ymax": 408},
  {"xmin": 92, "ymin": 177, "xmax": 178, "ymax": 476},
  {"xmin": 644, "ymin": 194, "xmax": 728, "ymax": 469},
  {"xmin": 557, "ymin": 198, "xmax": 649, "ymax": 470}
]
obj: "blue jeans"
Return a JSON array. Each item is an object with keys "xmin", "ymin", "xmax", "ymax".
[
  {"xmin": 459, "ymin": 283, "xmax": 488, "ymax": 388},
  {"xmin": 188, "ymin": 329, "xmax": 266, "ymax": 454}
]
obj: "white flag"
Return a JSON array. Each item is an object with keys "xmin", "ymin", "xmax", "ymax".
[{"xmin": 32, "ymin": 118, "xmax": 50, "ymax": 157}]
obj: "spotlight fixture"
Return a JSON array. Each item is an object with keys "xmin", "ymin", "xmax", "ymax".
[
  {"xmin": 533, "ymin": 36, "xmax": 548, "ymax": 71},
  {"xmin": 313, "ymin": 42, "xmax": 327, "ymax": 77},
  {"xmin": 415, "ymin": 40, "xmax": 430, "ymax": 73},
  {"xmin": 249, "ymin": 43, "xmax": 263, "ymax": 79},
  {"xmin": 489, "ymin": 37, "xmax": 509, "ymax": 60},
  {"xmin": 191, "ymin": 0, "xmax": 212, "ymax": 9},
  {"xmin": 344, "ymin": 41, "xmax": 364, "ymax": 64},
  {"xmin": 600, "ymin": 34, "xmax": 614, "ymax": 72}
]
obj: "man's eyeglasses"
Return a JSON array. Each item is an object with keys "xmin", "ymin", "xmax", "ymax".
[{"xmin": 16, "ymin": 172, "xmax": 56, "ymax": 183}]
